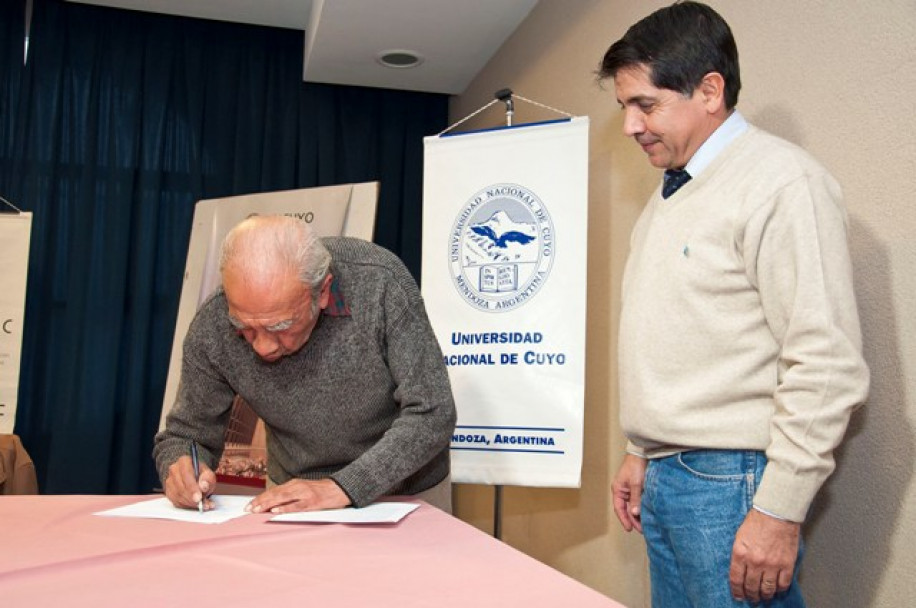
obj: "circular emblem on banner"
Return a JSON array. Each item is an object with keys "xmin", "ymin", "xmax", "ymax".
[{"xmin": 448, "ymin": 183, "xmax": 554, "ymax": 312}]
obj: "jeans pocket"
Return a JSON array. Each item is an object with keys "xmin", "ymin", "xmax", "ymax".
[{"xmin": 675, "ymin": 450, "xmax": 749, "ymax": 481}]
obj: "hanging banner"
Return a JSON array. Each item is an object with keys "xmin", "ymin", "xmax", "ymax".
[
  {"xmin": 0, "ymin": 212, "xmax": 33, "ymax": 434},
  {"xmin": 422, "ymin": 117, "xmax": 589, "ymax": 487}
]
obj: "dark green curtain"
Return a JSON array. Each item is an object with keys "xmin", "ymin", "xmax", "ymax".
[{"xmin": 0, "ymin": 0, "xmax": 448, "ymax": 494}]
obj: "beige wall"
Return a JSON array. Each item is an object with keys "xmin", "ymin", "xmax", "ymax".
[{"xmin": 449, "ymin": 1, "xmax": 916, "ymax": 606}]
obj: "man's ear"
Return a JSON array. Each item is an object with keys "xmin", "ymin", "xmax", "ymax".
[{"xmin": 699, "ymin": 72, "xmax": 726, "ymax": 114}]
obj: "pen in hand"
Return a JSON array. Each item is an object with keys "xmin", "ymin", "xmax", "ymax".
[{"xmin": 190, "ymin": 441, "xmax": 203, "ymax": 513}]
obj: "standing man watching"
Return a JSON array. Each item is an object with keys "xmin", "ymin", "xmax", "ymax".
[
  {"xmin": 599, "ymin": 2, "xmax": 869, "ymax": 606},
  {"xmin": 154, "ymin": 215, "xmax": 456, "ymax": 513}
]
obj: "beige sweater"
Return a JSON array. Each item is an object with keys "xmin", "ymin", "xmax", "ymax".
[{"xmin": 618, "ymin": 126, "xmax": 869, "ymax": 522}]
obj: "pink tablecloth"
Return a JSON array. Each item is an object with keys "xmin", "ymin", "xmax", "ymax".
[{"xmin": 0, "ymin": 495, "xmax": 626, "ymax": 607}]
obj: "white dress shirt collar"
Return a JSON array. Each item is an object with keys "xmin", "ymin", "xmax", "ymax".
[{"xmin": 684, "ymin": 109, "xmax": 749, "ymax": 180}]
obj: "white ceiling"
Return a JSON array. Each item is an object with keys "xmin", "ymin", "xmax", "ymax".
[{"xmin": 66, "ymin": 0, "xmax": 539, "ymax": 95}]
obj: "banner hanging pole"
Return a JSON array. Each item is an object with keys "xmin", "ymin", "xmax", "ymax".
[
  {"xmin": 490, "ymin": 87, "xmax": 515, "ymax": 540},
  {"xmin": 496, "ymin": 88, "xmax": 514, "ymax": 127},
  {"xmin": 494, "ymin": 485, "xmax": 504, "ymax": 540},
  {"xmin": 446, "ymin": 88, "xmax": 568, "ymax": 539}
]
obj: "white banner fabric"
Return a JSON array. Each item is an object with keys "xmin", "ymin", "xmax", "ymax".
[
  {"xmin": 422, "ymin": 117, "xmax": 589, "ymax": 487},
  {"xmin": 0, "ymin": 213, "xmax": 33, "ymax": 434},
  {"xmin": 159, "ymin": 183, "xmax": 378, "ymax": 428}
]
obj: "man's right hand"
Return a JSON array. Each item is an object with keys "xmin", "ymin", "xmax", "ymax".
[
  {"xmin": 611, "ymin": 453, "xmax": 648, "ymax": 533},
  {"xmin": 164, "ymin": 455, "xmax": 216, "ymax": 511}
]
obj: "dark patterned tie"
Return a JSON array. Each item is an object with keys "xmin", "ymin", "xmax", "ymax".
[{"xmin": 662, "ymin": 169, "xmax": 692, "ymax": 199}]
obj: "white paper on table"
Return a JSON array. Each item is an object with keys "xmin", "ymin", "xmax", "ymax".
[
  {"xmin": 269, "ymin": 502, "xmax": 419, "ymax": 524},
  {"xmin": 93, "ymin": 495, "xmax": 252, "ymax": 524}
]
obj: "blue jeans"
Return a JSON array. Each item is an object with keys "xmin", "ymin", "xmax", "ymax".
[{"xmin": 642, "ymin": 450, "xmax": 806, "ymax": 608}]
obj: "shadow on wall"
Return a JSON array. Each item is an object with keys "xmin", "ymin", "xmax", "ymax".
[
  {"xmin": 801, "ymin": 218, "xmax": 915, "ymax": 606},
  {"xmin": 749, "ymin": 105, "xmax": 806, "ymax": 148}
]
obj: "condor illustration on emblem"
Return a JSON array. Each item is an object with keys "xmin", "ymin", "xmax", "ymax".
[{"xmin": 449, "ymin": 183, "xmax": 554, "ymax": 312}]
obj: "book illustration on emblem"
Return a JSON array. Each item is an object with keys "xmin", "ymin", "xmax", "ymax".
[{"xmin": 479, "ymin": 264, "xmax": 518, "ymax": 293}]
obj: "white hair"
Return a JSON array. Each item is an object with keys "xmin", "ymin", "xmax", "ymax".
[{"xmin": 219, "ymin": 215, "xmax": 331, "ymax": 296}]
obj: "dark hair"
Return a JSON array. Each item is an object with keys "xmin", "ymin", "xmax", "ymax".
[{"xmin": 598, "ymin": 1, "xmax": 741, "ymax": 109}]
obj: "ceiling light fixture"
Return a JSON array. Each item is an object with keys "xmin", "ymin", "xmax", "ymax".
[{"xmin": 376, "ymin": 49, "xmax": 424, "ymax": 69}]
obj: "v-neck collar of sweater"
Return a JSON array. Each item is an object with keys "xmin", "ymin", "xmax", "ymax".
[{"xmin": 651, "ymin": 126, "xmax": 758, "ymax": 210}]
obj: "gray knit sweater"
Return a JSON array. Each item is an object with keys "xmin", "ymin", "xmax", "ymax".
[{"xmin": 154, "ymin": 237, "xmax": 456, "ymax": 507}]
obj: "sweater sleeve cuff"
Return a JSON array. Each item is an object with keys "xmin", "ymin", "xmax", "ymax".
[
  {"xmin": 330, "ymin": 466, "xmax": 382, "ymax": 508},
  {"xmin": 754, "ymin": 461, "xmax": 819, "ymax": 523},
  {"xmin": 752, "ymin": 505, "xmax": 791, "ymax": 521}
]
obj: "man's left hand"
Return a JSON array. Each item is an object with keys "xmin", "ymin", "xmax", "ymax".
[
  {"xmin": 246, "ymin": 478, "xmax": 351, "ymax": 514},
  {"xmin": 729, "ymin": 508, "xmax": 800, "ymax": 603}
]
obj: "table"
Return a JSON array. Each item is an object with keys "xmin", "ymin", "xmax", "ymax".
[{"xmin": 0, "ymin": 495, "xmax": 626, "ymax": 607}]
